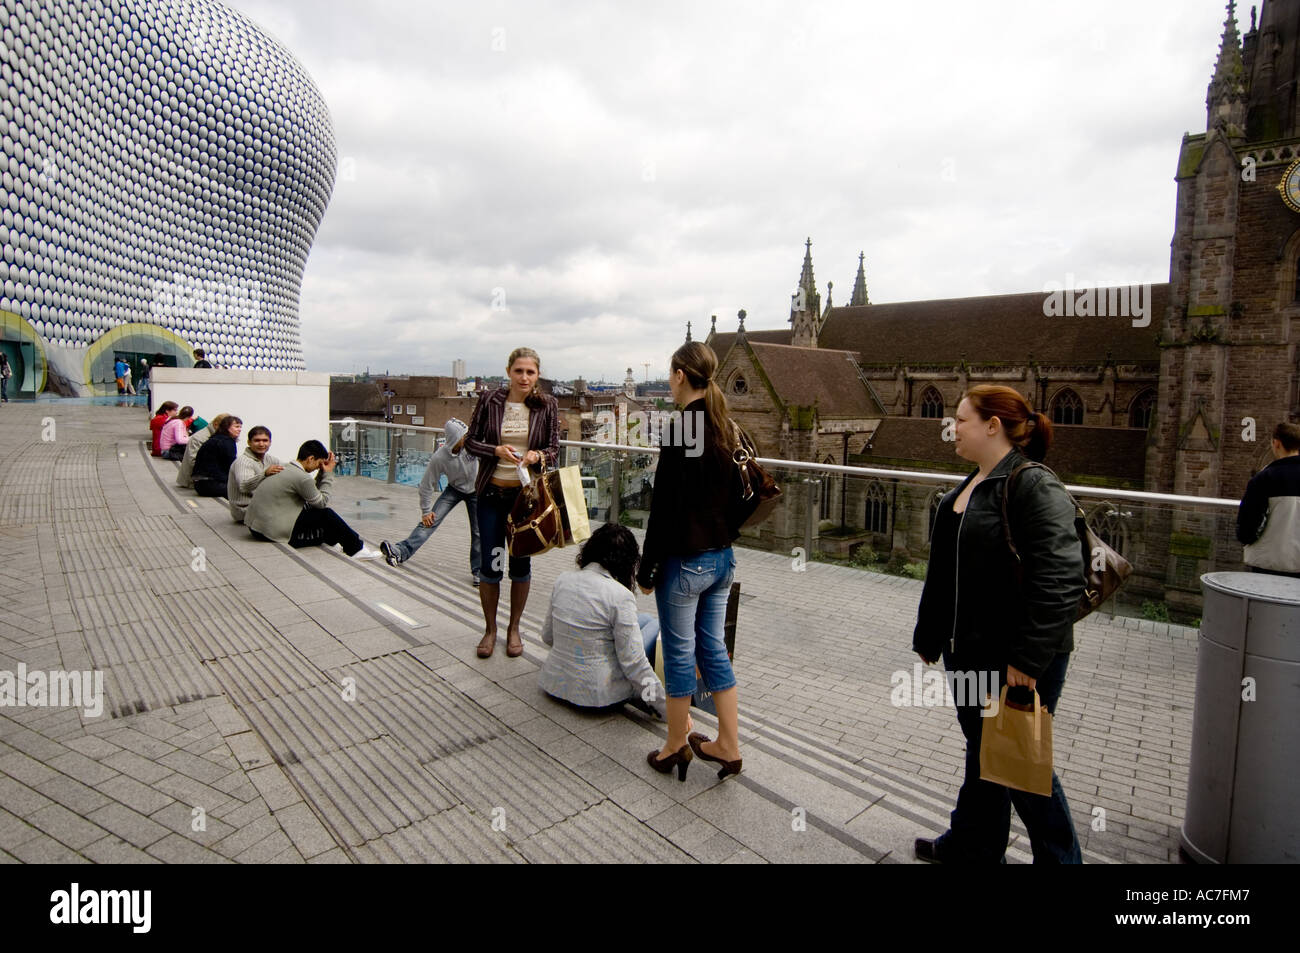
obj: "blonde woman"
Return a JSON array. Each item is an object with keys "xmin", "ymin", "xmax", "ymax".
[{"xmin": 464, "ymin": 348, "xmax": 560, "ymax": 658}]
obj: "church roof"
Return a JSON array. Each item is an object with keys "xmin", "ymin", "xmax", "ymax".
[
  {"xmin": 708, "ymin": 328, "xmax": 790, "ymax": 356},
  {"xmin": 819, "ymin": 284, "xmax": 1170, "ymax": 366},
  {"xmin": 860, "ymin": 417, "xmax": 1148, "ymax": 485},
  {"xmin": 709, "ymin": 284, "xmax": 1168, "ymax": 367},
  {"xmin": 745, "ymin": 342, "xmax": 884, "ymax": 418}
]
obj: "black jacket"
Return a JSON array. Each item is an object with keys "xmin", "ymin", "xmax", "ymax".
[
  {"xmin": 1236, "ymin": 454, "xmax": 1300, "ymax": 571},
  {"xmin": 636, "ymin": 399, "xmax": 739, "ymax": 589},
  {"xmin": 192, "ymin": 433, "xmax": 238, "ymax": 487},
  {"xmin": 912, "ymin": 448, "xmax": 1084, "ymax": 679}
]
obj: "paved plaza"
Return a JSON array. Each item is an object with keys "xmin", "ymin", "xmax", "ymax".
[{"xmin": 0, "ymin": 404, "xmax": 1197, "ymax": 863}]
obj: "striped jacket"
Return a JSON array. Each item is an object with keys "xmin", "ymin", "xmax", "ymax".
[{"xmin": 463, "ymin": 387, "xmax": 560, "ymax": 497}]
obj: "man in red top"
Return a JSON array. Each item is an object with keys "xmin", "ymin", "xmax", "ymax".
[{"xmin": 150, "ymin": 401, "xmax": 178, "ymax": 456}]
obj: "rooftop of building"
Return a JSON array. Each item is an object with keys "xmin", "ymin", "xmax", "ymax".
[{"xmin": 0, "ymin": 402, "xmax": 1195, "ymax": 863}]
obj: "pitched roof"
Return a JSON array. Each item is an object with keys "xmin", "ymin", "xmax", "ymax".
[
  {"xmin": 858, "ymin": 417, "xmax": 1148, "ymax": 485},
  {"xmin": 708, "ymin": 328, "xmax": 790, "ymax": 360},
  {"xmin": 746, "ymin": 342, "xmax": 884, "ymax": 418},
  {"xmin": 819, "ymin": 285, "xmax": 1169, "ymax": 366}
]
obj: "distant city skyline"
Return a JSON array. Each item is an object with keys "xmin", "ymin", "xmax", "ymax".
[{"xmin": 224, "ymin": 0, "xmax": 1228, "ymax": 381}]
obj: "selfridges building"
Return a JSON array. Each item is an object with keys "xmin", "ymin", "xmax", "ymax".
[{"xmin": 0, "ymin": 0, "xmax": 336, "ymax": 396}]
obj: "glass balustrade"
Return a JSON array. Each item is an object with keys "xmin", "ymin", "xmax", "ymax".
[{"xmin": 330, "ymin": 418, "xmax": 1242, "ymax": 625}]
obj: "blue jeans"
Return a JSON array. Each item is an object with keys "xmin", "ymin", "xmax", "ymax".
[
  {"xmin": 640, "ymin": 613, "xmax": 661, "ymax": 662},
  {"xmin": 654, "ymin": 548, "xmax": 736, "ymax": 699},
  {"xmin": 476, "ymin": 483, "xmax": 531, "ymax": 583},
  {"xmin": 393, "ymin": 486, "xmax": 479, "ymax": 574},
  {"xmin": 935, "ymin": 650, "xmax": 1082, "ymax": 864}
]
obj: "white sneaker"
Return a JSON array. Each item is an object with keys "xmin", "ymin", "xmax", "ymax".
[{"xmin": 354, "ymin": 545, "xmax": 383, "ymax": 560}]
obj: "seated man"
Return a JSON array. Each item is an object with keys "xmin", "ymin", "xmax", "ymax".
[
  {"xmin": 245, "ymin": 439, "xmax": 381, "ymax": 559},
  {"xmin": 228, "ymin": 425, "xmax": 283, "ymax": 523}
]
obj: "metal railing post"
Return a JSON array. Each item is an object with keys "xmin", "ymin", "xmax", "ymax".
[
  {"xmin": 610, "ymin": 453, "xmax": 621, "ymax": 523},
  {"xmin": 386, "ymin": 429, "xmax": 399, "ymax": 484}
]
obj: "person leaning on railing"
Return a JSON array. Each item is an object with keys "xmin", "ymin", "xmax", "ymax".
[
  {"xmin": 911, "ymin": 384, "xmax": 1085, "ymax": 864},
  {"xmin": 463, "ymin": 347, "xmax": 560, "ymax": 659}
]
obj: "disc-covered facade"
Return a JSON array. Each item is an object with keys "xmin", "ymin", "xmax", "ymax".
[{"xmin": 0, "ymin": 0, "xmax": 336, "ymax": 393}]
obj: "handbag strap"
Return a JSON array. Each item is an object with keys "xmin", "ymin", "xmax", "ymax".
[{"xmin": 731, "ymin": 421, "xmax": 756, "ymax": 500}]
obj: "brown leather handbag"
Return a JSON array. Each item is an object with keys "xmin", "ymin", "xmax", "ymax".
[
  {"xmin": 506, "ymin": 461, "xmax": 564, "ymax": 557},
  {"xmin": 731, "ymin": 422, "xmax": 781, "ymax": 530},
  {"xmin": 1001, "ymin": 462, "xmax": 1132, "ymax": 620}
]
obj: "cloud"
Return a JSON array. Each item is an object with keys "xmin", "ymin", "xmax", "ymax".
[{"xmin": 223, "ymin": 0, "xmax": 1227, "ymax": 380}]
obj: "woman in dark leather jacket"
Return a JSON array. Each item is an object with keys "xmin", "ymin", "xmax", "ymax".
[{"xmin": 912, "ymin": 384, "xmax": 1084, "ymax": 864}]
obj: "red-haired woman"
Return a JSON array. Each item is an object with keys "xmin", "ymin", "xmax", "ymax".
[
  {"xmin": 912, "ymin": 384, "xmax": 1085, "ymax": 864},
  {"xmin": 464, "ymin": 347, "xmax": 560, "ymax": 659}
]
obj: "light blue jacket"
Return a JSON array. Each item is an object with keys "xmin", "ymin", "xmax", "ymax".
[{"xmin": 540, "ymin": 564, "xmax": 666, "ymax": 718}]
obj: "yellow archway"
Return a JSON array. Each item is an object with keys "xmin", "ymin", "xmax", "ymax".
[
  {"xmin": 0, "ymin": 310, "xmax": 49, "ymax": 396},
  {"xmin": 83, "ymin": 323, "xmax": 196, "ymax": 396}
]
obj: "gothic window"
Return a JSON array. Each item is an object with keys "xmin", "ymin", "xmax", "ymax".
[
  {"xmin": 919, "ymin": 386, "xmax": 944, "ymax": 419},
  {"xmin": 1129, "ymin": 389, "xmax": 1156, "ymax": 430},
  {"xmin": 927, "ymin": 487, "xmax": 952, "ymax": 542},
  {"xmin": 730, "ymin": 374, "xmax": 748, "ymax": 396},
  {"xmin": 864, "ymin": 481, "xmax": 889, "ymax": 534},
  {"xmin": 1051, "ymin": 388, "xmax": 1084, "ymax": 426}
]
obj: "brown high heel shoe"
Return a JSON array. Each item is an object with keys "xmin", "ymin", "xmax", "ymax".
[
  {"xmin": 646, "ymin": 744, "xmax": 693, "ymax": 781},
  {"xmin": 688, "ymin": 732, "xmax": 742, "ymax": 779},
  {"xmin": 476, "ymin": 631, "xmax": 496, "ymax": 658}
]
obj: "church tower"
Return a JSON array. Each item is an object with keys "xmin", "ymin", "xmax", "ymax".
[
  {"xmin": 1147, "ymin": 0, "xmax": 1300, "ymax": 606},
  {"xmin": 790, "ymin": 238, "xmax": 823, "ymax": 347}
]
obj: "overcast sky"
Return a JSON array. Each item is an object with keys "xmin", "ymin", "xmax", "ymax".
[{"xmin": 223, "ymin": 0, "xmax": 1230, "ymax": 382}]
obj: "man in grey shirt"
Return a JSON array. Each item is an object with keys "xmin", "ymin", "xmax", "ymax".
[
  {"xmin": 228, "ymin": 425, "xmax": 283, "ymax": 523},
  {"xmin": 380, "ymin": 417, "xmax": 481, "ymax": 584},
  {"xmin": 246, "ymin": 439, "xmax": 380, "ymax": 559}
]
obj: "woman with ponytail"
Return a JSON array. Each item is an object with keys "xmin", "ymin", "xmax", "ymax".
[
  {"xmin": 636, "ymin": 341, "xmax": 743, "ymax": 782},
  {"xmin": 464, "ymin": 347, "xmax": 560, "ymax": 659},
  {"xmin": 911, "ymin": 384, "xmax": 1085, "ymax": 864}
]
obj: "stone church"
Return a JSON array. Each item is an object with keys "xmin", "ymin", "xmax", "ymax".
[{"xmin": 704, "ymin": 1, "xmax": 1300, "ymax": 617}]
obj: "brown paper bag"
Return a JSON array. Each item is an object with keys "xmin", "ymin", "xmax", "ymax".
[{"xmin": 979, "ymin": 685, "xmax": 1053, "ymax": 796}]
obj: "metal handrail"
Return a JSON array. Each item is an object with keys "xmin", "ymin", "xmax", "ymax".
[{"xmin": 328, "ymin": 418, "xmax": 1242, "ymax": 510}]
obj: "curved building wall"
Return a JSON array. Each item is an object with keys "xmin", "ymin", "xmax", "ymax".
[{"xmin": 0, "ymin": 0, "xmax": 336, "ymax": 390}]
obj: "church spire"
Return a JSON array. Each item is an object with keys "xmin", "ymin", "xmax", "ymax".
[
  {"xmin": 1207, "ymin": 0, "xmax": 1247, "ymax": 135},
  {"xmin": 790, "ymin": 238, "xmax": 823, "ymax": 347},
  {"xmin": 798, "ymin": 237, "xmax": 816, "ymax": 300},
  {"xmin": 849, "ymin": 252, "xmax": 870, "ymax": 306}
]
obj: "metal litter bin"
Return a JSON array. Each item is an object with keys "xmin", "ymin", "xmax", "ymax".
[{"xmin": 1182, "ymin": 572, "xmax": 1300, "ymax": 863}]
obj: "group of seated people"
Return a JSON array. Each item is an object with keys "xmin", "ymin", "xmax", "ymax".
[
  {"xmin": 149, "ymin": 408, "xmax": 681, "ymax": 715},
  {"xmin": 150, "ymin": 411, "xmax": 380, "ymax": 559},
  {"xmin": 149, "ymin": 401, "xmax": 209, "ymax": 461},
  {"xmin": 150, "ymin": 404, "xmax": 280, "ymax": 519}
]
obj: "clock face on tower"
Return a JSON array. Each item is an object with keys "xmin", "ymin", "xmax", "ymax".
[{"xmin": 1280, "ymin": 158, "xmax": 1300, "ymax": 212}]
